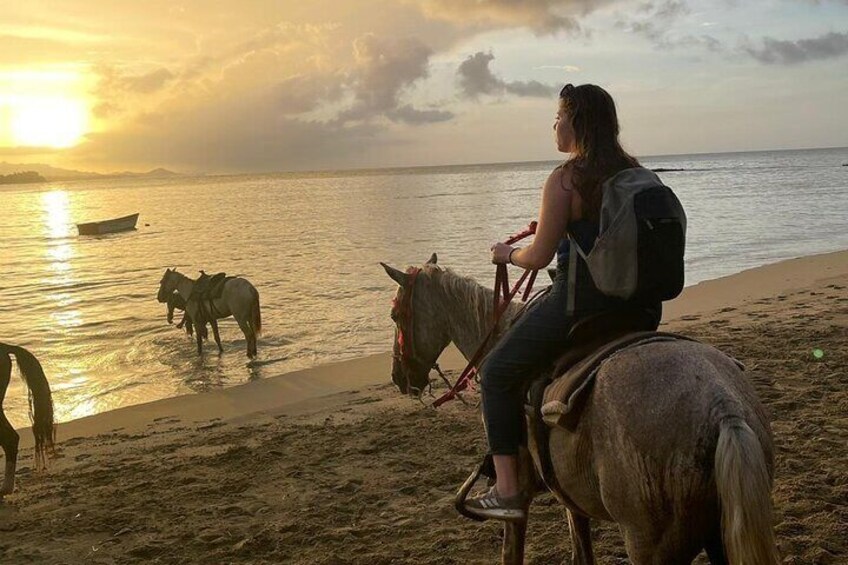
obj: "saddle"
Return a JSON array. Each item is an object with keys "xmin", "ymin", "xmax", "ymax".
[
  {"xmin": 194, "ymin": 271, "xmax": 229, "ymax": 300},
  {"xmin": 191, "ymin": 271, "xmax": 232, "ymax": 323}
]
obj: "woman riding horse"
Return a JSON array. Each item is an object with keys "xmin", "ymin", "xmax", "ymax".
[{"xmin": 466, "ymin": 84, "xmax": 660, "ymax": 519}]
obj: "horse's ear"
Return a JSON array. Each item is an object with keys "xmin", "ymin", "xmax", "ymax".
[
  {"xmin": 381, "ymin": 262, "xmax": 408, "ymax": 286},
  {"xmin": 426, "ymin": 253, "xmax": 438, "ymax": 265}
]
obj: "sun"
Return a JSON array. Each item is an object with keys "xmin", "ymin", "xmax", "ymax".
[
  {"xmin": 10, "ymin": 96, "xmax": 88, "ymax": 148},
  {"xmin": 0, "ymin": 68, "xmax": 92, "ymax": 149}
]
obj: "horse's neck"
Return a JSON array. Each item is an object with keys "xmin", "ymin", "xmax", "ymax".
[
  {"xmin": 174, "ymin": 275, "xmax": 195, "ymax": 299},
  {"xmin": 437, "ymin": 273, "xmax": 521, "ymax": 362}
]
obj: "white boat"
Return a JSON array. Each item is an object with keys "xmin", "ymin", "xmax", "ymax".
[{"xmin": 77, "ymin": 213, "xmax": 140, "ymax": 235}]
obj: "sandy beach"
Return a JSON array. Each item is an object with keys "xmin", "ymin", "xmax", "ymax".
[{"xmin": 2, "ymin": 250, "xmax": 846, "ymax": 564}]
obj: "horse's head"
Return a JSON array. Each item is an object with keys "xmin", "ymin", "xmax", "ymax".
[
  {"xmin": 157, "ymin": 268, "xmax": 178, "ymax": 303},
  {"xmin": 381, "ymin": 254, "xmax": 452, "ymax": 397}
]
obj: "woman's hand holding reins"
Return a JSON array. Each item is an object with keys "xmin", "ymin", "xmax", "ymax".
[{"xmin": 491, "ymin": 242, "xmax": 515, "ymax": 265}]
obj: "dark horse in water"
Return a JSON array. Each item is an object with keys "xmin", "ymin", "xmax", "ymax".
[{"xmin": 0, "ymin": 343, "xmax": 55, "ymax": 496}]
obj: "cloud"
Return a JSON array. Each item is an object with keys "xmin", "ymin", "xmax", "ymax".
[
  {"xmin": 67, "ymin": 29, "xmax": 456, "ymax": 171},
  {"xmin": 457, "ymin": 52, "xmax": 556, "ymax": 99},
  {"xmin": 743, "ymin": 31, "xmax": 848, "ymax": 64},
  {"xmin": 414, "ymin": 0, "xmax": 597, "ymax": 35},
  {"xmin": 0, "ymin": 145, "xmax": 62, "ymax": 156},
  {"xmin": 387, "ymin": 104, "xmax": 454, "ymax": 124},
  {"xmin": 102, "ymin": 67, "xmax": 175, "ymax": 94},
  {"xmin": 615, "ymin": 1, "xmax": 724, "ymax": 52},
  {"xmin": 339, "ymin": 34, "xmax": 453, "ymax": 124},
  {"xmin": 534, "ymin": 64, "xmax": 581, "ymax": 72}
]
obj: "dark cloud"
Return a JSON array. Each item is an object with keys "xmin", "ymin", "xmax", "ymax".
[
  {"xmin": 457, "ymin": 52, "xmax": 556, "ymax": 99},
  {"xmin": 338, "ymin": 34, "xmax": 454, "ymax": 124},
  {"xmin": 386, "ymin": 104, "xmax": 454, "ymax": 124},
  {"xmin": 744, "ymin": 31, "xmax": 848, "ymax": 64},
  {"xmin": 274, "ymin": 73, "xmax": 345, "ymax": 116},
  {"xmin": 68, "ymin": 89, "xmax": 384, "ymax": 173},
  {"xmin": 616, "ymin": 1, "xmax": 723, "ymax": 52}
]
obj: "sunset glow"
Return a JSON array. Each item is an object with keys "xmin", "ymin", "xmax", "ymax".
[
  {"xmin": 10, "ymin": 96, "xmax": 88, "ymax": 148},
  {"xmin": 0, "ymin": 69, "xmax": 90, "ymax": 149}
]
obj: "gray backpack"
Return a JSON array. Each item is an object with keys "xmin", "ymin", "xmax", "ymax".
[{"xmin": 566, "ymin": 167, "xmax": 686, "ymax": 314}]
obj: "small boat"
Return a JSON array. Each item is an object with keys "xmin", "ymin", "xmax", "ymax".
[{"xmin": 77, "ymin": 213, "xmax": 140, "ymax": 236}]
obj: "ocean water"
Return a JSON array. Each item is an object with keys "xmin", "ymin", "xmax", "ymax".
[{"xmin": 1, "ymin": 147, "xmax": 846, "ymax": 428}]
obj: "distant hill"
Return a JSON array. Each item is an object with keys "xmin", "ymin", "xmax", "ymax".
[
  {"xmin": 0, "ymin": 161, "xmax": 181, "ymax": 181},
  {"xmin": 0, "ymin": 171, "xmax": 47, "ymax": 185}
]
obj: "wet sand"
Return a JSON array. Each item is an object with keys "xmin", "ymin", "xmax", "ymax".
[{"xmin": 2, "ymin": 250, "xmax": 846, "ymax": 564}]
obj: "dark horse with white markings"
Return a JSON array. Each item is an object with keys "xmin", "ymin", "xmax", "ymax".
[
  {"xmin": 157, "ymin": 269, "xmax": 262, "ymax": 358},
  {"xmin": 382, "ymin": 256, "xmax": 779, "ymax": 565},
  {"xmin": 0, "ymin": 343, "xmax": 55, "ymax": 496}
]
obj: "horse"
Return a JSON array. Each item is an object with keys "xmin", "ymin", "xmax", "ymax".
[
  {"xmin": 157, "ymin": 268, "xmax": 262, "ymax": 358},
  {"xmin": 0, "ymin": 343, "xmax": 56, "ymax": 496},
  {"xmin": 381, "ymin": 255, "xmax": 779, "ymax": 565}
]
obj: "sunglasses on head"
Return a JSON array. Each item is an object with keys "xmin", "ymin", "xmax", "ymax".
[{"xmin": 559, "ymin": 83, "xmax": 575, "ymax": 99}]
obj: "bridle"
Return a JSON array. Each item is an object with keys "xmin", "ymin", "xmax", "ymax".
[
  {"xmin": 390, "ymin": 222, "xmax": 540, "ymax": 405},
  {"xmin": 391, "ymin": 267, "xmax": 430, "ymax": 396}
]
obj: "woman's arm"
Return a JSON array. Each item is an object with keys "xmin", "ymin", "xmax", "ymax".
[{"xmin": 493, "ymin": 166, "xmax": 573, "ymax": 270}]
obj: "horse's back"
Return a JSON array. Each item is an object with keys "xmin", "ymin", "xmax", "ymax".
[
  {"xmin": 591, "ymin": 340, "xmax": 771, "ymax": 452},
  {"xmin": 558, "ymin": 339, "xmax": 773, "ymax": 527},
  {"xmin": 220, "ymin": 277, "xmax": 259, "ymax": 317}
]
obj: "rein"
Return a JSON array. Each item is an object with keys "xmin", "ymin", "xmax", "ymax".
[{"xmin": 432, "ymin": 221, "xmax": 539, "ymax": 408}]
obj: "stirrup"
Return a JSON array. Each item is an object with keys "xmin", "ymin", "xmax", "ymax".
[{"xmin": 455, "ymin": 454, "xmax": 496, "ymax": 522}]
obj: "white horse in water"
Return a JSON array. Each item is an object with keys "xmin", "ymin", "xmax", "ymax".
[
  {"xmin": 157, "ymin": 269, "xmax": 262, "ymax": 358},
  {"xmin": 382, "ymin": 256, "xmax": 779, "ymax": 565}
]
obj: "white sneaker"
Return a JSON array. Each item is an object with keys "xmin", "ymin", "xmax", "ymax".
[{"xmin": 464, "ymin": 487, "xmax": 526, "ymax": 522}]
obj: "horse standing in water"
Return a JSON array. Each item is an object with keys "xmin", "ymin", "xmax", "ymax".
[
  {"xmin": 0, "ymin": 343, "xmax": 55, "ymax": 496},
  {"xmin": 157, "ymin": 269, "xmax": 262, "ymax": 358},
  {"xmin": 382, "ymin": 256, "xmax": 779, "ymax": 565}
]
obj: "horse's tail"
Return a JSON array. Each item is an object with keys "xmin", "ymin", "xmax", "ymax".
[
  {"xmin": 715, "ymin": 416, "xmax": 779, "ymax": 565},
  {"xmin": 0, "ymin": 343, "xmax": 56, "ymax": 470},
  {"xmin": 251, "ymin": 286, "xmax": 262, "ymax": 336}
]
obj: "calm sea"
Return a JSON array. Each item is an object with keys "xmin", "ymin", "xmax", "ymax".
[{"xmin": 1, "ymin": 147, "xmax": 847, "ymax": 427}]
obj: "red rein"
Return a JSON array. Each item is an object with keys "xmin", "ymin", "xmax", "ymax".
[{"xmin": 432, "ymin": 221, "xmax": 538, "ymax": 408}]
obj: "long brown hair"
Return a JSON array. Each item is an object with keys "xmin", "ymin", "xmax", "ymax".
[{"xmin": 561, "ymin": 84, "xmax": 639, "ymax": 221}]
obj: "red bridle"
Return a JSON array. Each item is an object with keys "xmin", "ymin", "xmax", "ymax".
[{"xmin": 392, "ymin": 266, "xmax": 425, "ymax": 393}]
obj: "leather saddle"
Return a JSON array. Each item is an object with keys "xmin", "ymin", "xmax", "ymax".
[
  {"xmin": 526, "ymin": 304, "xmax": 666, "ymax": 427},
  {"xmin": 195, "ymin": 271, "xmax": 229, "ymax": 301}
]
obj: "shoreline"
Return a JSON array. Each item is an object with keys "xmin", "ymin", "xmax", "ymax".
[{"xmin": 17, "ymin": 248, "xmax": 848, "ymax": 443}]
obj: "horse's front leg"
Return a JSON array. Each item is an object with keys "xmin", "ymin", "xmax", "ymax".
[
  {"xmin": 502, "ymin": 446, "xmax": 538, "ymax": 564},
  {"xmin": 502, "ymin": 514, "xmax": 529, "ymax": 565},
  {"xmin": 567, "ymin": 510, "xmax": 595, "ymax": 564},
  {"xmin": 210, "ymin": 320, "xmax": 223, "ymax": 353}
]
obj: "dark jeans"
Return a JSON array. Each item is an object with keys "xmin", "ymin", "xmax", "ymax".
[
  {"xmin": 479, "ymin": 258, "xmax": 661, "ymax": 456},
  {"xmin": 479, "ymin": 263, "xmax": 602, "ymax": 456}
]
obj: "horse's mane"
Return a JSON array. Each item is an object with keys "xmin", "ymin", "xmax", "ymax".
[{"xmin": 422, "ymin": 264, "xmax": 521, "ymax": 338}]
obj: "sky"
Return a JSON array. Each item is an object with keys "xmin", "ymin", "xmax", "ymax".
[{"xmin": 0, "ymin": 0, "xmax": 846, "ymax": 174}]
